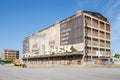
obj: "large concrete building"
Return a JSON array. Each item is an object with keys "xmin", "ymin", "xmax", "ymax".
[
  {"xmin": 23, "ymin": 10, "xmax": 111, "ymax": 65},
  {"xmin": 0, "ymin": 49, "xmax": 19, "ymax": 61}
]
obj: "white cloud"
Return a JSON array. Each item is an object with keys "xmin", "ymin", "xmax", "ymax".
[
  {"xmin": 102, "ymin": 0, "xmax": 120, "ymax": 42},
  {"xmin": 106, "ymin": 1, "xmax": 120, "ymax": 18},
  {"xmin": 111, "ymin": 10, "xmax": 120, "ymax": 51},
  {"xmin": 103, "ymin": 0, "xmax": 120, "ymax": 52},
  {"xmin": 75, "ymin": 0, "xmax": 102, "ymax": 11},
  {"xmin": 112, "ymin": 13, "xmax": 120, "ymax": 40}
]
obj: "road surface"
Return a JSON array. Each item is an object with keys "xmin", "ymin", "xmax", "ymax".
[{"xmin": 0, "ymin": 64, "xmax": 120, "ymax": 80}]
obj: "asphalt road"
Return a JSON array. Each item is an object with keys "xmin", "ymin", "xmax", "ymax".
[{"xmin": 0, "ymin": 65, "xmax": 120, "ymax": 80}]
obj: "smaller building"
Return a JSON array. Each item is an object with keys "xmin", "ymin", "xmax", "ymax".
[{"xmin": 0, "ymin": 49, "xmax": 19, "ymax": 61}]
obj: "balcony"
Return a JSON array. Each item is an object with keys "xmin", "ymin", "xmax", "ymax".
[
  {"xmin": 85, "ymin": 16, "xmax": 91, "ymax": 26},
  {"xmin": 100, "ymin": 40, "xmax": 105, "ymax": 47},
  {"xmin": 106, "ymin": 49, "xmax": 111, "ymax": 56},
  {"xmin": 85, "ymin": 28, "xmax": 91, "ymax": 36},
  {"xmin": 92, "ymin": 48, "xmax": 98, "ymax": 54},
  {"xmin": 106, "ymin": 33, "xmax": 110, "ymax": 39},
  {"xmin": 100, "ymin": 22, "xmax": 104, "ymax": 30},
  {"xmin": 106, "ymin": 41, "xmax": 110, "ymax": 48},
  {"xmin": 85, "ymin": 37, "xmax": 91, "ymax": 46},
  {"xmin": 106, "ymin": 24, "xmax": 110, "ymax": 32},
  {"xmin": 100, "ymin": 31, "xmax": 105, "ymax": 39},
  {"xmin": 92, "ymin": 29, "xmax": 98, "ymax": 37},
  {"xmin": 92, "ymin": 19, "xmax": 98, "ymax": 28}
]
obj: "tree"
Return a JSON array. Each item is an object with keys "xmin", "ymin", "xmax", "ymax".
[{"xmin": 114, "ymin": 53, "xmax": 120, "ymax": 58}]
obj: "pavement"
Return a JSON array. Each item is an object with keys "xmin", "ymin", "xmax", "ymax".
[
  {"xmin": 27, "ymin": 63, "xmax": 120, "ymax": 68},
  {"xmin": 0, "ymin": 64, "xmax": 120, "ymax": 80}
]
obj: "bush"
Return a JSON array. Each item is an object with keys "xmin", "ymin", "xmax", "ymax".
[
  {"xmin": 14, "ymin": 64, "xmax": 22, "ymax": 66},
  {"xmin": 14, "ymin": 63, "xmax": 27, "ymax": 68},
  {"xmin": 2, "ymin": 60, "xmax": 13, "ymax": 64},
  {"xmin": 22, "ymin": 64, "xmax": 27, "ymax": 68}
]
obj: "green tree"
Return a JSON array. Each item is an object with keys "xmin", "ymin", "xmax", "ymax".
[{"xmin": 114, "ymin": 54, "xmax": 120, "ymax": 58}]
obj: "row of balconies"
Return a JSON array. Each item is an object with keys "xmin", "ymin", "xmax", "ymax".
[
  {"xmin": 5, "ymin": 55, "xmax": 18, "ymax": 57},
  {"xmin": 85, "ymin": 16, "xmax": 110, "ymax": 32},
  {"xmin": 5, "ymin": 56, "xmax": 18, "ymax": 59},
  {"xmin": 85, "ymin": 28, "xmax": 110, "ymax": 39},
  {"xmin": 87, "ymin": 42, "xmax": 110, "ymax": 48},
  {"xmin": 4, "ymin": 58, "xmax": 16, "ymax": 60},
  {"xmin": 85, "ymin": 47, "xmax": 111, "ymax": 56},
  {"xmin": 85, "ymin": 37, "xmax": 110, "ymax": 48}
]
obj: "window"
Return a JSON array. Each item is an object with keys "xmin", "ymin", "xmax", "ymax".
[
  {"xmin": 92, "ymin": 48, "xmax": 98, "ymax": 54},
  {"xmin": 106, "ymin": 24, "xmax": 110, "ymax": 31},
  {"xmin": 85, "ymin": 27, "xmax": 91, "ymax": 35},
  {"xmin": 100, "ymin": 40, "xmax": 105, "ymax": 47},
  {"xmin": 106, "ymin": 49, "xmax": 111, "ymax": 55},
  {"xmin": 100, "ymin": 31, "xmax": 105, "ymax": 38},
  {"xmin": 106, "ymin": 41, "xmax": 110, "ymax": 47},
  {"xmin": 93, "ymin": 38, "xmax": 98, "ymax": 46},
  {"xmin": 100, "ymin": 48, "xmax": 105, "ymax": 54},
  {"xmin": 93, "ymin": 29, "xmax": 98, "ymax": 37},
  {"xmin": 85, "ymin": 37, "xmax": 91, "ymax": 45},
  {"xmin": 106, "ymin": 33, "xmax": 110, "ymax": 39},
  {"xmin": 85, "ymin": 47, "xmax": 91, "ymax": 53},
  {"xmin": 92, "ymin": 19, "xmax": 98, "ymax": 28},
  {"xmin": 100, "ymin": 22, "xmax": 104, "ymax": 30},
  {"xmin": 85, "ymin": 16, "xmax": 91, "ymax": 25}
]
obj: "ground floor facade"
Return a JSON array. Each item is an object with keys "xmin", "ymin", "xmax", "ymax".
[{"xmin": 23, "ymin": 52, "xmax": 112, "ymax": 65}]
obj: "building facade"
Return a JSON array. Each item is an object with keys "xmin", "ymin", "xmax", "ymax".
[
  {"xmin": 0, "ymin": 49, "xmax": 19, "ymax": 61},
  {"xmin": 23, "ymin": 11, "xmax": 111, "ymax": 65}
]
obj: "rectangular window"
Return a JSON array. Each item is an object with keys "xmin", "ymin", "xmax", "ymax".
[
  {"xmin": 85, "ymin": 27, "xmax": 91, "ymax": 35},
  {"xmin": 100, "ymin": 22, "xmax": 104, "ymax": 30},
  {"xmin": 100, "ymin": 48, "xmax": 105, "ymax": 54},
  {"xmin": 93, "ymin": 29, "xmax": 98, "ymax": 37},
  {"xmin": 106, "ymin": 33, "xmax": 110, "ymax": 39},
  {"xmin": 85, "ymin": 16, "xmax": 91, "ymax": 25},
  {"xmin": 92, "ymin": 19, "xmax": 98, "ymax": 28},
  {"xmin": 100, "ymin": 31, "xmax": 105, "ymax": 38},
  {"xmin": 92, "ymin": 48, "xmax": 98, "ymax": 54},
  {"xmin": 100, "ymin": 40, "xmax": 105, "ymax": 47},
  {"xmin": 93, "ymin": 38, "xmax": 98, "ymax": 46},
  {"xmin": 106, "ymin": 41, "xmax": 110, "ymax": 47},
  {"xmin": 106, "ymin": 24, "xmax": 110, "ymax": 31},
  {"xmin": 106, "ymin": 49, "xmax": 111, "ymax": 55}
]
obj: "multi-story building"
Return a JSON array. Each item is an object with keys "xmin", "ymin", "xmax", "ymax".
[
  {"xmin": 23, "ymin": 10, "xmax": 111, "ymax": 65},
  {"xmin": 0, "ymin": 49, "xmax": 19, "ymax": 61}
]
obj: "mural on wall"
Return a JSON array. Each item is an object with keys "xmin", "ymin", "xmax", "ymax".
[
  {"xmin": 29, "ymin": 24, "xmax": 60, "ymax": 55},
  {"xmin": 59, "ymin": 15, "xmax": 84, "ymax": 53},
  {"xmin": 60, "ymin": 15, "xmax": 83, "ymax": 45},
  {"xmin": 25, "ymin": 15, "xmax": 85, "ymax": 57}
]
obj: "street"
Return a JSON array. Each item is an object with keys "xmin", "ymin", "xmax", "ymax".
[{"xmin": 0, "ymin": 64, "xmax": 120, "ymax": 80}]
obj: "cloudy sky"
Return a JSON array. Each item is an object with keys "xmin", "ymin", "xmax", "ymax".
[{"xmin": 0, "ymin": 0, "xmax": 120, "ymax": 57}]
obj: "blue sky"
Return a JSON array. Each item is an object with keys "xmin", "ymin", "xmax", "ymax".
[{"xmin": 0, "ymin": 0, "xmax": 120, "ymax": 57}]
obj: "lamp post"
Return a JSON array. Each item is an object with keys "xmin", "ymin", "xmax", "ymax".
[
  {"xmin": 27, "ymin": 55, "xmax": 28, "ymax": 64},
  {"xmin": 25, "ymin": 53, "xmax": 29, "ymax": 64}
]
